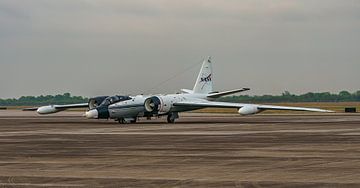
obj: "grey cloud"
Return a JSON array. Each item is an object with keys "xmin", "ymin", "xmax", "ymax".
[
  {"xmin": 0, "ymin": 2, "xmax": 29, "ymax": 19},
  {"xmin": 0, "ymin": 0, "xmax": 359, "ymax": 98}
]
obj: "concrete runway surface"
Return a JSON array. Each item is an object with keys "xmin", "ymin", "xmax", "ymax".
[{"xmin": 0, "ymin": 110, "xmax": 359, "ymax": 187}]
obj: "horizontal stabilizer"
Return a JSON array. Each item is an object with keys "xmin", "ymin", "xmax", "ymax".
[{"xmin": 207, "ymin": 88, "xmax": 250, "ymax": 98}]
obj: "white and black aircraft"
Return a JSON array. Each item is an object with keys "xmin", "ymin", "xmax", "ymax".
[{"xmin": 30, "ymin": 57, "xmax": 332, "ymax": 123}]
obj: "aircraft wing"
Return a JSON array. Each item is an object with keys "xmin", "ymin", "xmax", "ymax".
[
  {"xmin": 173, "ymin": 101, "xmax": 333, "ymax": 113},
  {"xmin": 22, "ymin": 107, "xmax": 39, "ymax": 111},
  {"xmin": 256, "ymin": 104, "xmax": 333, "ymax": 112},
  {"xmin": 51, "ymin": 103, "xmax": 89, "ymax": 109},
  {"xmin": 23, "ymin": 103, "xmax": 89, "ymax": 111}
]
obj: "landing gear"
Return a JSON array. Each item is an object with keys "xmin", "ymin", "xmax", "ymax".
[
  {"xmin": 117, "ymin": 118, "xmax": 125, "ymax": 124},
  {"xmin": 117, "ymin": 118, "xmax": 137, "ymax": 124},
  {"xmin": 167, "ymin": 112, "xmax": 179, "ymax": 123}
]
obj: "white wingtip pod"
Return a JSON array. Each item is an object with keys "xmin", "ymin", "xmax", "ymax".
[
  {"xmin": 238, "ymin": 105, "xmax": 261, "ymax": 115},
  {"xmin": 37, "ymin": 105, "xmax": 61, "ymax": 114}
]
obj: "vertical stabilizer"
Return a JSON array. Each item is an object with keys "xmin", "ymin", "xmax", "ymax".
[{"xmin": 193, "ymin": 57, "xmax": 213, "ymax": 94}]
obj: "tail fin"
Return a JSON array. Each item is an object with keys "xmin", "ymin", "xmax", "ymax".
[{"xmin": 193, "ymin": 57, "xmax": 213, "ymax": 94}]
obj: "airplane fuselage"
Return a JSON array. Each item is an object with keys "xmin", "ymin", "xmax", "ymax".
[{"xmin": 106, "ymin": 93, "xmax": 208, "ymax": 120}]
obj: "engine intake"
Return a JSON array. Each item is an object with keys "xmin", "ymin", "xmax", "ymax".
[{"xmin": 144, "ymin": 97, "xmax": 161, "ymax": 113}]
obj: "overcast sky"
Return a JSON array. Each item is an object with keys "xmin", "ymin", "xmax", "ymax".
[{"xmin": 0, "ymin": 0, "xmax": 359, "ymax": 98}]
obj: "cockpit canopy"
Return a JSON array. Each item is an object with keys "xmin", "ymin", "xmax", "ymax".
[{"xmin": 99, "ymin": 95, "xmax": 132, "ymax": 107}]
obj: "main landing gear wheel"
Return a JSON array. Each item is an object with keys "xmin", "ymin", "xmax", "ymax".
[
  {"xmin": 118, "ymin": 118, "xmax": 125, "ymax": 124},
  {"xmin": 167, "ymin": 112, "xmax": 179, "ymax": 124},
  {"xmin": 117, "ymin": 118, "xmax": 137, "ymax": 124}
]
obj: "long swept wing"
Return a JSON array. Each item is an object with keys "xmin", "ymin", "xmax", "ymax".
[
  {"xmin": 52, "ymin": 103, "xmax": 89, "ymax": 109},
  {"xmin": 256, "ymin": 104, "xmax": 333, "ymax": 112},
  {"xmin": 173, "ymin": 101, "xmax": 333, "ymax": 113},
  {"xmin": 23, "ymin": 103, "xmax": 88, "ymax": 111},
  {"xmin": 22, "ymin": 107, "xmax": 39, "ymax": 111}
]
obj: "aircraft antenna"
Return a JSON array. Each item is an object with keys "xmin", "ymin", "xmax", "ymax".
[{"xmin": 144, "ymin": 58, "xmax": 204, "ymax": 94}]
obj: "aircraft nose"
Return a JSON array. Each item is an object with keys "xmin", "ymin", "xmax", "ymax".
[{"xmin": 85, "ymin": 109, "xmax": 98, "ymax": 119}]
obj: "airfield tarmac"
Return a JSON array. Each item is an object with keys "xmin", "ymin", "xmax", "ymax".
[{"xmin": 0, "ymin": 111, "xmax": 359, "ymax": 187}]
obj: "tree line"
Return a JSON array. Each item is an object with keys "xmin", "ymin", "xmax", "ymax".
[
  {"xmin": 0, "ymin": 91, "xmax": 359, "ymax": 106},
  {"xmin": 218, "ymin": 91, "xmax": 360, "ymax": 103},
  {"xmin": 0, "ymin": 93, "xmax": 88, "ymax": 106}
]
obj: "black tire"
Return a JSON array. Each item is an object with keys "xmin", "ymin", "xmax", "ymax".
[
  {"xmin": 167, "ymin": 115, "xmax": 175, "ymax": 123},
  {"xmin": 118, "ymin": 119, "xmax": 125, "ymax": 124}
]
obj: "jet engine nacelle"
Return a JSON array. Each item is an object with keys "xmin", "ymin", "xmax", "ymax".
[
  {"xmin": 238, "ymin": 105, "xmax": 260, "ymax": 115},
  {"xmin": 37, "ymin": 105, "xmax": 62, "ymax": 114},
  {"xmin": 144, "ymin": 96, "xmax": 173, "ymax": 114}
]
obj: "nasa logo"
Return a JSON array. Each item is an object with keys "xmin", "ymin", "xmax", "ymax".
[{"xmin": 200, "ymin": 74, "xmax": 212, "ymax": 82}]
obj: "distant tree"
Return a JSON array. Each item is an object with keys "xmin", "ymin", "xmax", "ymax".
[
  {"xmin": 0, "ymin": 93, "xmax": 88, "ymax": 106},
  {"xmin": 355, "ymin": 90, "xmax": 360, "ymax": 101},
  {"xmin": 218, "ymin": 90, "xmax": 360, "ymax": 103},
  {"xmin": 338, "ymin": 91, "xmax": 352, "ymax": 101}
]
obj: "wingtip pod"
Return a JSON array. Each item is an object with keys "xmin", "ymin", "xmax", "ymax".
[
  {"xmin": 22, "ymin": 106, "xmax": 58, "ymax": 114},
  {"xmin": 36, "ymin": 105, "xmax": 61, "ymax": 114}
]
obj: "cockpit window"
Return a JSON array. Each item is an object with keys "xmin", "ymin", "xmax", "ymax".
[{"xmin": 99, "ymin": 96, "xmax": 132, "ymax": 107}]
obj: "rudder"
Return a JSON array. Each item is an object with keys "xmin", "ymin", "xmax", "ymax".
[{"xmin": 193, "ymin": 57, "xmax": 213, "ymax": 94}]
